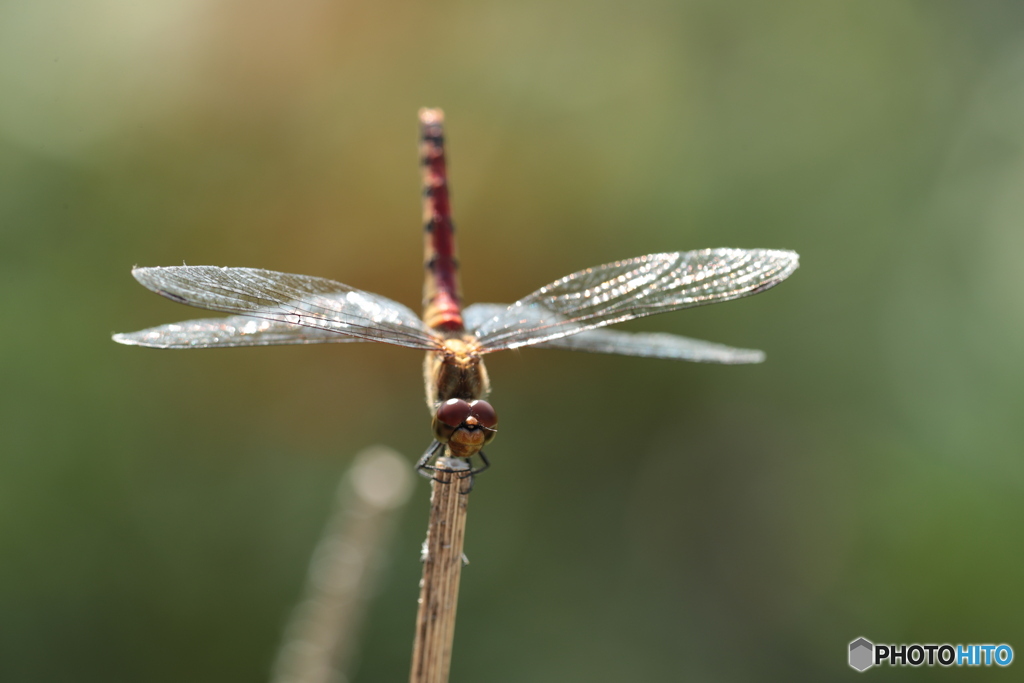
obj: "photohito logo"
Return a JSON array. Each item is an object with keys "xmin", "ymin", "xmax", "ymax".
[{"xmin": 849, "ymin": 637, "xmax": 1013, "ymax": 671}]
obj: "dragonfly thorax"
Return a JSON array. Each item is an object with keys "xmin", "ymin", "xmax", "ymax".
[{"xmin": 423, "ymin": 336, "xmax": 490, "ymax": 408}]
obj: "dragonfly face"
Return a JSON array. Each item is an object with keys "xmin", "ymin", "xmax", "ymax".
[{"xmin": 431, "ymin": 398, "xmax": 498, "ymax": 459}]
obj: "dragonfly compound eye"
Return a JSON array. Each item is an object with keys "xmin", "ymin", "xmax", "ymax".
[
  {"xmin": 469, "ymin": 400, "xmax": 498, "ymax": 428},
  {"xmin": 437, "ymin": 398, "xmax": 472, "ymax": 427}
]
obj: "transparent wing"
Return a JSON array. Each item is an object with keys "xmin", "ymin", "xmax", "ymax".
[
  {"xmin": 114, "ymin": 266, "xmax": 441, "ymax": 350},
  {"xmin": 528, "ymin": 329, "xmax": 764, "ymax": 363},
  {"xmin": 113, "ymin": 313, "xmax": 369, "ymax": 349},
  {"xmin": 464, "ymin": 303, "xmax": 764, "ymax": 363},
  {"xmin": 469, "ymin": 249, "xmax": 798, "ymax": 352}
]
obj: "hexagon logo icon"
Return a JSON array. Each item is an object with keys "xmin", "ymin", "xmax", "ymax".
[{"xmin": 849, "ymin": 637, "xmax": 874, "ymax": 671}]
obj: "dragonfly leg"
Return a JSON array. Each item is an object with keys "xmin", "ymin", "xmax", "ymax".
[
  {"xmin": 457, "ymin": 471, "xmax": 475, "ymax": 495},
  {"xmin": 416, "ymin": 440, "xmax": 470, "ymax": 485},
  {"xmin": 458, "ymin": 451, "xmax": 490, "ymax": 477},
  {"xmin": 416, "ymin": 440, "xmax": 451, "ymax": 483},
  {"xmin": 456, "ymin": 451, "xmax": 491, "ymax": 494}
]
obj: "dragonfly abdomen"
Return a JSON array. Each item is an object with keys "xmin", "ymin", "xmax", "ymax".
[{"xmin": 419, "ymin": 108, "xmax": 464, "ymax": 332}]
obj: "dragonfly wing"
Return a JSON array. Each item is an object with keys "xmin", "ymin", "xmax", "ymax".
[
  {"xmin": 464, "ymin": 303, "xmax": 763, "ymax": 363},
  {"xmin": 113, "ymin": 312, "xmax": 368, "ymax": 349},
  {"xmin": 470, "ymin": 249, "xmax": 798, "ymax": 351},
  {"xmin": 462, "ymin": 303, "xmax": 513, "ymax": 333},
  {"xmin": 528, "ymin": 328, "xmax": 764, "ymax": 363},
  {"xmin": 116, "ymin": 266, "xmax": 441, "ymax": 350}
]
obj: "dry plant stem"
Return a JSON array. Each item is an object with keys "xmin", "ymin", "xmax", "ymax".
[
  {"xmin": 272, "ymin": 447, "xmax": 413, "ymax": 683},
  {"xmin": 410, "ymin": 456, "xmax": 470, "ymax": 683}
]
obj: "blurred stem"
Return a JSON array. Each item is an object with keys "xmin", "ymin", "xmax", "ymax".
[
  {"xmin": 409, "ymin": 457, "xmax": 470, "ymax": 683},
  {"xmin": 272, "ymin": 446, "xmax": 412, "ymax": 683}
]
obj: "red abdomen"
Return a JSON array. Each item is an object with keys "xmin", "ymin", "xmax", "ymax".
[{"xmin": 419, "ymin": 108, "xmax": 464, "ymax": 332}]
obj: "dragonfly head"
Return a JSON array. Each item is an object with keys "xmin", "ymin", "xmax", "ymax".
[{"xmin": 431, "ymin": 398, "xmax": 498, "ymax": 458}]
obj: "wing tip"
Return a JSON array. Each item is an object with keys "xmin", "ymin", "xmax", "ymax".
[
  {"xmin": 750, "ymin": 249, "xmax": 799, "ymax": 293},
  {"xmin": 129, "ymin": 266, "xmax": 195, "ymax": 303},
  {"xmin": 112, "ymin": 330, "xmax": 178, "ymax": 349},
  {"xmin": 774, "ymin": 249, "xmax": 800, "ymax": 271},
  {"xmin": 131, "ymin": 264, "xmax": 207, "ymax": 280},
  {"xmin": 130, "ymin": 265, "xmax": 161, "ymax": 288},
  {"xmin": 700, "ymin": 345, "xmax": 764, "ymax": 364},
  {"xmin": 112, "ymin": 332, "xmax": 143, "ymax": 347},
  {"xmin": 736, "ymin": 349, "xmax": 766, "ymax": 364}
]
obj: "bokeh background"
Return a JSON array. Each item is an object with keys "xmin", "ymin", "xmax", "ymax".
[{"xmin": 3, "ymin": 1, "xmax": 1024, "ymax": 680}]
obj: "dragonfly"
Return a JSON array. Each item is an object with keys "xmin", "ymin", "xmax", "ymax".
[{"xmin": 114, "ymin": 109, "xmax": 799, "ymax": 490}]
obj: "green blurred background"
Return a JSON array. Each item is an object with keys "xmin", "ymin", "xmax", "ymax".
[{"xmin": 3, "ymin": 1, "xmax": 1023, "ymax": 680}]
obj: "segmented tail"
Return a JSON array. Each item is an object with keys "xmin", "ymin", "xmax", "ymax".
[{"xmin": 419, "ymin": 108, "xmax": 464, "ymax": 332}]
